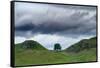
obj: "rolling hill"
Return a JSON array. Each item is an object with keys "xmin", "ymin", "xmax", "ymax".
[
  {"xmin": 15, "ymin": 37, "xmax": 97, "ymax": 66},
  {"xmin": 66, "ymin": 37, "xmax": 97, "ymax": 53},
  {"xmin": 15, "ymin": 40, "xmax": 47, "ymax": 51},
  {"xmin": 15, "ymin": 40, "xmax": 69, "ymax": 66}
]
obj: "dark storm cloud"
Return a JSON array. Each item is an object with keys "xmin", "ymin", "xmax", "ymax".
[
  {"xmin": 16, "ymin": 23, "xmax": 35, "ymax": 31},
  {"xmin": 15, "ymin": 2, "xmax": 97, "ymax": 38}
]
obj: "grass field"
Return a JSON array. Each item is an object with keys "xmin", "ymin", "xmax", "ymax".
[
  {"xmin": 15, "ymin": 47, "xmax": 96, "ymax": 66},
  {"xmin": 15, "ymin": 37, "xmax": 97, "ymax": 66}
]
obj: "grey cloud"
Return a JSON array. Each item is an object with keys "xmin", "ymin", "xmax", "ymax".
[{"xmin": 15, "ymin": 2, "xmax": 97, "ymax": 38}]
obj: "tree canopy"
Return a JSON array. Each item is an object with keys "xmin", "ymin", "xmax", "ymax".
[{"xmin": 54, "ymin": 43, "xmax": 61, "ymax": 51}]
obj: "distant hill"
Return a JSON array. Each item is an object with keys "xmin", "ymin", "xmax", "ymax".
[
  {"xmin": 65, "ymin": 37, "xmax": 97, "ymax": 53},
  {"xmin": 15, "ymin": 40, "xmax": 47, "ymax": 50},
  {"xmin": 15, "ymin": 40, "xmax": 71, "ymax": 66},
  {"xmin": 15, "ymin": 37, "xmax": 97, "ymax": 66}
]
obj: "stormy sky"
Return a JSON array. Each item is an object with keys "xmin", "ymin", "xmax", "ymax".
[{"xmin": 14, "ymin": 2, "xmax": 97, "ymax": 50}]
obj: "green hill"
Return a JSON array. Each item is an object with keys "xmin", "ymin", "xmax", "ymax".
[
  {"xmin": 15, "ymin": 37, "xmax": 97, "ymax": 66},
  {"xmin": 66, "ymin": 37, "xmax": 97, "ymax": 53},
  {"xmin": 15, "ymin": 40, "xmax": 68, "ymax": 66},
  {"xmin": 15, "ymin": 40, "xmax": 47, "ymax": 51}
]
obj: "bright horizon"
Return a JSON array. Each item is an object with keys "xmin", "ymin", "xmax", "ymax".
[{"xmin": 15, "ymin": 34, "xmax": 96, "ymax": 50}]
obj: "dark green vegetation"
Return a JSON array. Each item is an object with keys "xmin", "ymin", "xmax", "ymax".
[
  {"xmin": 15, "ymin": 37, "xmax": 97, "ymax": 66},
  {"xmin": 54, "ymin": 43, "xmax": 62, "ymax": 51},
  {"xmin": 16, "ymin": 40, "xmax": 47, "ymax": 50},
  {"xmin": 66, "ymin": 37, "xmax": 97, "ymax": 53}
]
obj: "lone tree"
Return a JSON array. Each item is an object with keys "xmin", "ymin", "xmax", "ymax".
[{"xmin": 54, "ymin": 43, "xmax": 61, "ymax": 51}]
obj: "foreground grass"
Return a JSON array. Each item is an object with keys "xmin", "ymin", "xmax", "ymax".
[{"xmin": 15, "ymin": 48, "xmax": 96, "ymax": 66}]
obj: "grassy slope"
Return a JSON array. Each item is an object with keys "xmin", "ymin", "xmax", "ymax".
[
  {"xmin": 15, "ymin": 49, "xmax": 67, "ymax": 66},
  {"xmin": 15, "ymin": 37, "xmax": 97, "ymax": 66},
  {"xmin": 15, "ymin": 48, "xmax": 96, "ymax": 66},
  {"xmin": 16, "ymin": 40, "xmax": 47, "ymax": 50},
  {"xmin": 66, "ymin": 37, "xmax": 97, "ymax": 53},
  {"xmin": 62, "ymin": 48, "xmax": 96, "ymax": 62}
]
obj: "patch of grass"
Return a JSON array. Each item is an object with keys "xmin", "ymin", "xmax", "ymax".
[
  {"xmin": 15, "ymin": 48, "xmax": 96, "ymax": 66},
  {"xmin": 63, "ymin": 48, "xmax": 96, "ymax": 62},
  {"xmin": 15, "ymin": 49, "xmax": 66, "ymax": 66},
  {"xmin": 66, "ymin": 37, "xmax": 97, "ymax": 53}
]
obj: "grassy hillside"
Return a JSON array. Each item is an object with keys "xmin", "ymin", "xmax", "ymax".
[
  {"xmin": 66, "ymin": 37, "xmax": 97, "ymax": 53},
  {"xmin": 15, "ymin": 48, "xmax": 96, "ymax": 66},
  {"xmin": 15, "ymin": 40, "xmax": 47, "ymax": 51},
  {"xmin": 15, "ymin": 37, "xmax": 97, "ymax": 66},
  {"xmin": 15, "ymin": 50, "xmax": 67, "ymax": 66}
]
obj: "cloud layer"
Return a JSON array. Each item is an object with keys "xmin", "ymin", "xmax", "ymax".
[{"xmin": 15, "ymin": 2, "xmax": 96, "ymax": 38}]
